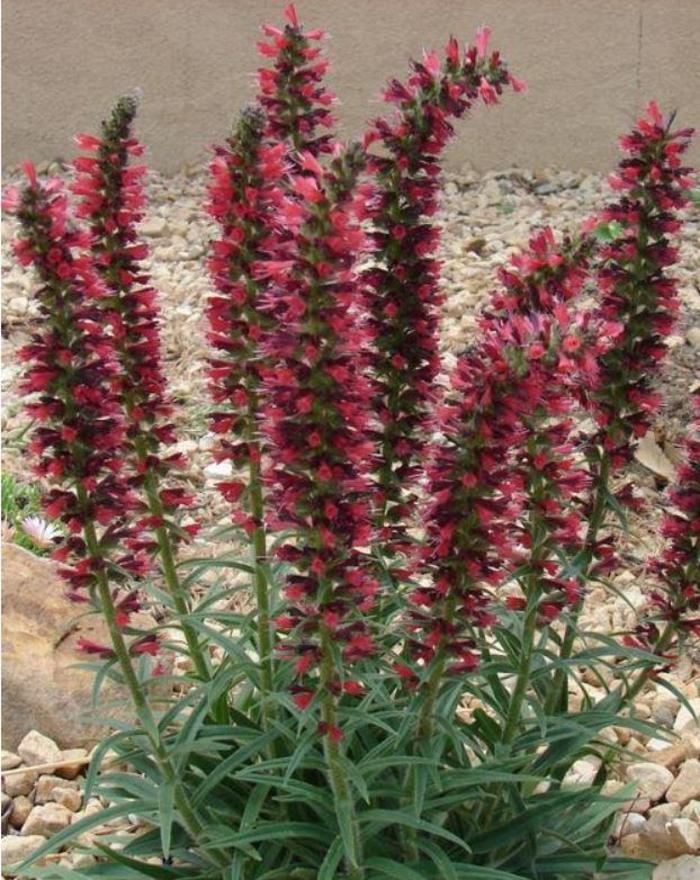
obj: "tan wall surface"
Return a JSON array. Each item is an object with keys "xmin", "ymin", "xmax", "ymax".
[{"xmin": 3, "ymin": 0, "xmax": 699, "ymax": 174}]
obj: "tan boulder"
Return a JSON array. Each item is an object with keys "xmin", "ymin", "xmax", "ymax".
[
  {"xmin": 1, "ymin": 544, "xmax": 156, "ymax": 749},
  {"xmin": 52, "ymin": 786, "xmax": 82, "ymax": 812},
  {"xmin": 34, "ymin": 774, "xmax": 79, "ymax": 805},
  {"xmin": 627, "ymin": 762, "xmax": 675, "ymax": 802},
  {"xmin": 1, "ymin": 750, "xmax": 22, "ymax": 771},
  {"xmin": 54, "ymin": 748, "xmax": 89, "ymax": 780}
]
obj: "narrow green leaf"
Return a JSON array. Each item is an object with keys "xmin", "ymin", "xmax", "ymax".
[
  {"xmin": 159, "ymin": 780, "xmax": 175, "ymax": 860},
  {"xmin": 417, "ymin": 839, "xmax": 459, "ymax": 880},
  {"xmin": 317, "ymin": 836, "xmax": 344, "ymax": 880},
  {"xmin": 192, "ymin": 729, "xmax": 278, "ymax": 805},
  {"xmin": 365, "ymin": 856, "xmax": 427, "ymax": 880},
  {"xmin": 14, "ymin": 803, "xmax": 153, "ymax": 873},
  {"xmin": 452, "ymin": 864, "xmax": 530, "ymax": 880},
  {"xmin": 335, "ymin": 798, "xmax": 361, "ymax": 873},
  {"xmin": 93, "ymin": 843, "xmax": 195, "ymax": 878},
  {"xmin": 206, "ymin": 821, "xmax": 331, "ymax": 849},
  {"xmin": 359, "ymin": 809, "xmax": 471, "ymax": 854}
]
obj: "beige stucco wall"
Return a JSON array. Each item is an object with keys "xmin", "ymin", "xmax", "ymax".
[{"xmin": 3, "ymin": 0, "xmax": 699, "ymax": 174}]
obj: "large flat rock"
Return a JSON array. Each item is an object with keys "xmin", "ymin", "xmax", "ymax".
[{"xmin": 1, "ymin": 543, "xmax": 128, "ymax": 750}]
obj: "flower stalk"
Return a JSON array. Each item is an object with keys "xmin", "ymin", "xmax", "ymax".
[
  {"xmin": 72, "ymin": 96, "xmax": 210, "ymax": 680},
  {"xmin": 550, "ymin": 102, "xmax": 695, "ymax": 711},
  {"xmin": 362, "ymin": 28, "xmax": 524, "ymax": 550}
]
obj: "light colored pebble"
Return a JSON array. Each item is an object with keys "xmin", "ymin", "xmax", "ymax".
[
  {"xmin": 22, "ymin": 802, "xmax": 72, "ymax": 837},
  {"xmin": 1, "ymin": 750, "xmax": 22, "ymax": 771},
  {"xmin": 52, "ymin": 787, "xmax": 82, "ymax": 812},
  {"xmin": 653, "ymin": 855, "xmax": 700, "ymax": 880},
  {"xmin": 1, "ymin": 834, "xmax": 47, "ymax": 870},
  {"xmin": 627, "ymin": 762, "xmax": 675, "ymax": 801},
  {"xmin": 17, "ymin": 730, "xmax": 61, "ymax": 767},
  {"xmin": 55, "ymin": 748, "xmax": 88, "ymax": 780},
  {"xmin": 668, "ymin": 760, "xmax": 700, "ymax": 807},
  {"xmin": 666, "ymin": 818, "xmax": 700, "ymax": 855},
  {"xmin": 675, "ymin": 700, "xmax": 700, "ymax": 734},
  {"xmin": 3, "ymin": 769, "xmax": 39, "ymax": 798},
  {"xmin": 34, "ymin": 774, "xmax": 79, "ymax": 805},
  {"xmin": 140, "ymin": 216, "xmax": 168, "ymax": 237},
  {"xmin": 9, "ymin": 795, "xmax": 33, "ymax": 830}
]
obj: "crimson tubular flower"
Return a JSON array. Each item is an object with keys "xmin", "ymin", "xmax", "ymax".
[
  {"xmin": 588, "ymin": 101, "xmax": 695, "ymax": 476},
  {"xmin": 361, "ymin": 28, "xmax": 524, "ymax": 550},
  {"xmin": 72, "ymin": 96, "xmax": 195, "ymax": 554},
  {"xmin": 256, "ymin": 142, "xmax": 378, "ymax": 716},
  {"xmin": 3, "ymin": 167, "xmax": 143, "ymax": 600}
]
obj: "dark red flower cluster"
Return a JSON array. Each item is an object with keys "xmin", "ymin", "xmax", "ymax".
[
  {"xmin": 256, "ymin": 143, "xmax": 378, "ymax": 712},
  {"xmin": 361, "ymin": 28, "xmax": 524, "ymax": 549},
  {"xmin": 256, "ymin": 4, "xmax": 335, "ymax": 158},
  {"xmin": 588, "ymin": 101, "xmax": 695, "ymax": 474},
  {"xmin": 410, "ymin": 229, "xmax": 619, "ymax": 673},
  {"xmin": 207, "ymin": 6, "xmax": 339, "ymax": 528},
  {"xmin": 205, "ymin": 106, "xmax": 274, "ymax": 528},
  {"xmin": 72, "ymin": 96, "xmax": 194, "ymax": 545},
  {"xmin": 644, "ymin": 390, "xmax": 700, "ymax": 641},
  {"xmin": 3, "ymin": 167, "xmax": 144, "ymax": 597},
  {"xmin": 486, "ymin": 230, "xmax": 606, "ymax": 607}
]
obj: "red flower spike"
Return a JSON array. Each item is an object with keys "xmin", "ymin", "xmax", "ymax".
[
  {"xmin": 256, "ymin": 9, "xmax": 336, "ymax": 158},
  {"xmin": 205, "ymin": 106, "xmax": 274, "ymax": 523},
  {"xmin": 72, "ymin": 96, "xmax": 194, "ymax": 546},
  {"xmin": 413, "ymin": 227, "xmax": 616, "ymax": 676},
  {"xmin": 588, "ymin": 104, "xmax": 695, "ymax": 475},
  {"xmin": 361, "ymin": 28, "xmax": 523, "ymax": 552},
  {"xmin": 257, "ymin": 142, "xmax": 378, "ymax": 708},
  {"xmin": 208, "ymin": 0, "xmax": 340, "ymax": 527},
  {"xmin": 5, "ymin": 174, "xmax": 143, "ymax": 608}
]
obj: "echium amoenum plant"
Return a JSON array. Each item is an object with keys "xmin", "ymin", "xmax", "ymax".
[{"xmin": 4, "ymin": 6, "xmax": 698, "ymax": 880}]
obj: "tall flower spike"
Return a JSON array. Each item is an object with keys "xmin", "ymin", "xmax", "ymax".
[
  {"xmin": 206, "ymin": 106, "xmax": 272, "ymax": 529},
  {"xmin": 361, "ymin": 31, "xmax": 523, "ymax": 551},
  {"xmin": 4, "ymin": 168, "xmax": 143, "ymax": 600},
  {"xmin": 411, "ymin": 231, "xmax": 620, "ymax": 733},
  {"xmin": 208, "ymin": 0, "xmax": 340, "ymax": 525},
  {"xmin": 256, "ymin": 3, "xmax": 336, "ymax": 158},
  {"xmin": 480, "ymin": 229, "xmax": 606, "ymax": 618},
  {"xmin": 588, "ymin": 102, "xmax": 695, "ymax": 478},
  {"xmin": 205, "ymin": 105, "xmax": 286, "ymax": 701},
  {"xmin": 72, "ymin": 99, "xmax": 211, "ymax": 678},
  {"xmin": 72, "ymin": 96, "xmax": 195, "ymax": 546},
  {"xmin": 257, "ymin": 141, "xmax": 378, "ymax": 711}
]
